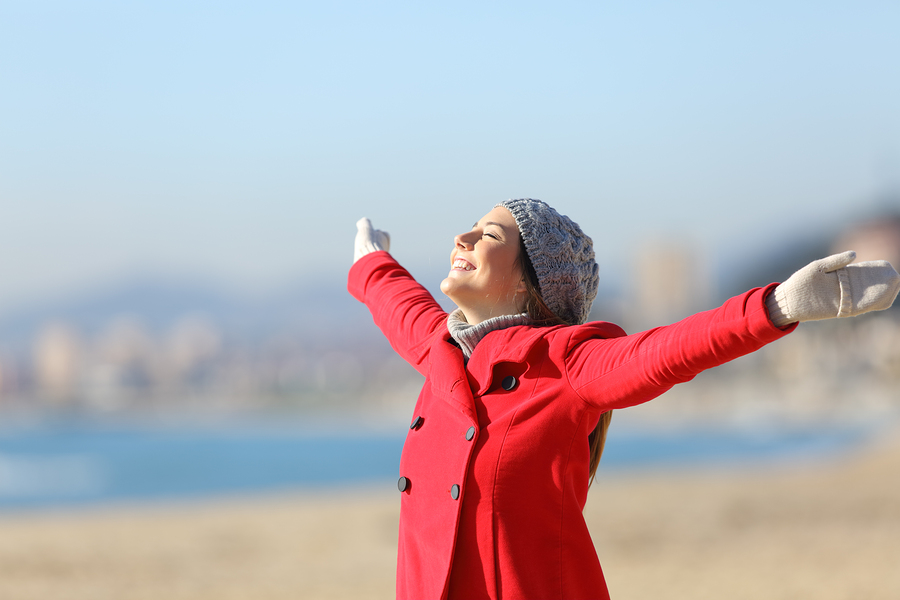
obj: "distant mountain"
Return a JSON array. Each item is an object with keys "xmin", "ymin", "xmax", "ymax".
[{"xmin": 0, "ymin": 273, "xmax": 382, "ymax": 354}]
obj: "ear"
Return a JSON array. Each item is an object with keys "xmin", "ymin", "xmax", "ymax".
[{"xmin": 516, "ymin": 277, "xmax": 527, "ymax": 294}]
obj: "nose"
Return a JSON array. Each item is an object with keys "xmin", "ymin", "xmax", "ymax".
[{"xmin": 454, "ymin": 232, "xmax": 476, "ymax": 250}]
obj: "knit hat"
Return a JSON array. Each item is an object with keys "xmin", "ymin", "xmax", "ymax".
[{"xmin": 496, "ymin": 198, "xmax": 599, "ymax": 325}]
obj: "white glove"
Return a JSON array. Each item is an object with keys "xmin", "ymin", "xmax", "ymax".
[
  {"xmin": 766, "ymin": 251, "xmax": 900, "ymax": 326},
  {"xmin": 353, "ymin": 217, "xmax": 391, "ymax": 263}
]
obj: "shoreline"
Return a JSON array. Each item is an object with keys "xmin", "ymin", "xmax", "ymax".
[
  {"xmin": 0, "ymin": 432, "xmax": 898, "ymax": 599},
  {"xmin": 1, "ymin": 413, "xmax": 890, "ymax": 513}
]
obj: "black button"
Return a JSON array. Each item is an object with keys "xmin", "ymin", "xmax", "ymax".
[
  {"xmin": 410, "ymin": 416, "xmax": 424, "ymax": 430},
  {"xmin": 465, "ymin": 426, "xmax": 476, "ymax": 441},
  {"xmin": 501, "ymin": 375, "xmax": 517, "ymax": 391},
  {"xmin": 450, "ymin": 484, "xmax": 460, "ymax": 500},
  {"xmin": 398, "ymin": 476, "xmax": 410, "ymax": 492}
]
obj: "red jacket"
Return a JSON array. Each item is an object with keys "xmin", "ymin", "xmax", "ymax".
[{"xmin": 349, "ymin": 251, "xmax": 795, "ymax": 600}]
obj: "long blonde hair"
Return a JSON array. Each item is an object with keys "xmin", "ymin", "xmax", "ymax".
[{"xmin": 517, "ymin": 238, "xmax": 612, "ymax": 485}]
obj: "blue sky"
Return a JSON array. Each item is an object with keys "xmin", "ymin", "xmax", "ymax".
[{"xmin": 1, "ymin": 1, "xmax": 898, "ymax": 312}]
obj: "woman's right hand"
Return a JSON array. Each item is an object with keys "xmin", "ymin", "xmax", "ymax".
[{"xmin": 354, "ymin": 218, "xmax": 391, "ymax": 263}]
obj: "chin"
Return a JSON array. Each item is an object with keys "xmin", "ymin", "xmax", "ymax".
[
  {"xmin": 440, "ymin": 278, "xmax": 469, "ymax": 306},
  {"xmin": 439, "ymin": 277, "xmax": 455, "ymax": 298}
]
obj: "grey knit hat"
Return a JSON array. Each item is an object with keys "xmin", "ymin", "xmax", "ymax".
[{"xmin": 496, "ymin": 198, "xmax": 599, "ymax": 325}]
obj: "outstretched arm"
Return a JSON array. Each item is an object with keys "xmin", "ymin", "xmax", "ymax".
[
  {"xmin": 566, "ymin": 284, "xmax": 791, "ymax": 410},
  {"xmin": 567, "ymin": 252, "xmax": 900, "ymax": 411},
  {"xmin": 766, "ymin": 251, "xmax": 900, "ymax": 326},
  {"xmin": 348, "ymin": 218, "xmax": 448, "ymax": 376}
]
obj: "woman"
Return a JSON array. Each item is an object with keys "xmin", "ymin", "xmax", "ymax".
[{"xmin": 348, "ymin": 198, "xmax": 899, "ymax": 600}]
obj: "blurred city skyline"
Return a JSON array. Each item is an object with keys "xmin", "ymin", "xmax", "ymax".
[
  {"xmin": 2, "ymin": 2, "xmax": 899, "ymax": 315},
  {"xmin": 0, "ymin": 210, "xmax": 897, "ymax": 421}
]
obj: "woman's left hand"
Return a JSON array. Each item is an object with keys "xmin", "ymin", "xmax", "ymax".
[
  {"xmin": 766, "ymin": 251, "xmax": 900, "ymax": 326},
  {"xmin": 354, "ymin": 217, "xmax": 391, "ymax": 263}
]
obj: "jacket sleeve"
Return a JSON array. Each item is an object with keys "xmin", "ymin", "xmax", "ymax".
[
  {"xmin": 565, "ymin": 284, "xmax": 797, "ymax": 410},
  {"xmin": 348, "ymin": 251, "xmax": 449, "ymax": 376}
]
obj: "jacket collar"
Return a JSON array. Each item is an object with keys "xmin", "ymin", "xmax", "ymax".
[
  {"xmin": 442, "ymin": 320, "xmax": 627, "ymax": 398},
  {"xmin": 429, "ymin": 320, "xmax": 627, "ymax": 414}
]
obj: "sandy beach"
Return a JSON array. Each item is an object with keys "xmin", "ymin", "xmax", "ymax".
[{"xmin": 0, "ymin": 431, "xmax": 898, "ymax": 600}]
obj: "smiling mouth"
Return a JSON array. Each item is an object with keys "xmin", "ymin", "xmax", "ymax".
[{"xmin": 452, "ymin": 258, "xmax": 476, "ymax": 271}]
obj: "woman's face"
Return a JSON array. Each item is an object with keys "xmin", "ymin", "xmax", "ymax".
[{"xmin": 440, "ymin": 206, "xmax": 526, "ymax": 324}]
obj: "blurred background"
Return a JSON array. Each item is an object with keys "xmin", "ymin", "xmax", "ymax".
[{"xmin": 1, "ymin": 1, "xmax": 899, "ymax": 599}]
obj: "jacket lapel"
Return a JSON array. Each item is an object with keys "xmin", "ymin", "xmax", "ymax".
[
  {"xmin": 429, "ymin": 330, "xmax": 478, "ymax": 425},
  {"xmin": 464, "ymin": 325, "xmax": 554, "ymax": 397}
]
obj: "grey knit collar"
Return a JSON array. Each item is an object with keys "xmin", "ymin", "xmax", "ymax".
[{"xmin": 446, "ymin": 309, "xmax": 531, "ymax": 361}]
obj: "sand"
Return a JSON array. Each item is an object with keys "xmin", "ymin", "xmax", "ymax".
[{"xmin": 1, "ymin": 434, "xmax": 898, "ymax": 600}]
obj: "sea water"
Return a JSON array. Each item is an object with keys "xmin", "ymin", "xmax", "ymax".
[{"xmin": 0, "ymin": 417, "xmax": 874, "ymax": 511}]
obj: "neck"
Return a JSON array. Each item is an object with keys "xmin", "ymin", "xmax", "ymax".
[{"xmin": 447, "ymin": 310, "xmax": 530, "ymax": 360}]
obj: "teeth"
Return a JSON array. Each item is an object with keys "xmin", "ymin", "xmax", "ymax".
[{"xmin": 452, "ymin": 259, "xmax": 474, "ymax": 271}]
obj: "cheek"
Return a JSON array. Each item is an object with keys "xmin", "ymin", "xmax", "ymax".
[{"xmin": 506, "ymin": 250, "xmax": 524, "ymax": 279}]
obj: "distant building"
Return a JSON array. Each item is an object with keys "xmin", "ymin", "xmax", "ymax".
[
  {"xmin": 162, "ymin": 315, "xmax": 222, "ymax": 386},
  {"xmin": 832, "ymin": 213, "xmax": 900, "ymax": 268},
  {"xmin": 86, "ymin": 317, "xmax": 156, "ymax": 408},
  {"xmin": 33, "ymin": 323, "xmax": 83, "ymax": 404},
  {"xmin": 628, "ymin": 239, "xmax": 711, "ymax": 330}
]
